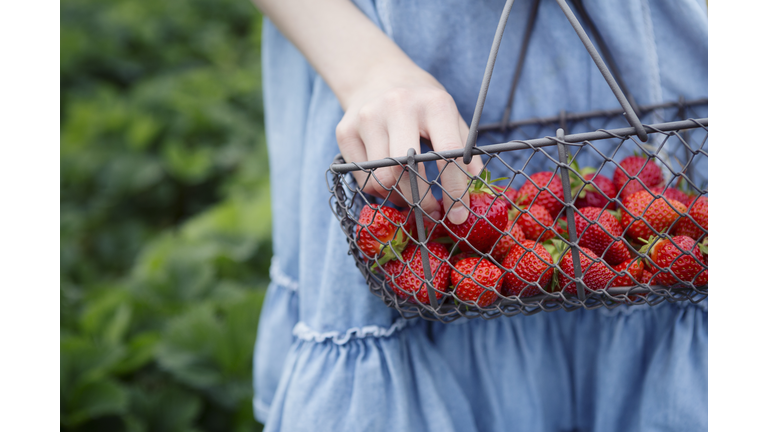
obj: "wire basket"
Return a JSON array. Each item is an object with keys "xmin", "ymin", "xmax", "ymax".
[{"xmin": 327, "ymin": 0, "xmax": 707, "ymax": 323}]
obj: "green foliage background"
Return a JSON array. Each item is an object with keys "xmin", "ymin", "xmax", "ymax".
[{"xmin": 61, "ymin": 0, "xmax": 269, "ymax": 430}]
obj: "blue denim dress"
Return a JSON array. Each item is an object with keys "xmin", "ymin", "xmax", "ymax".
[{"xmin": 253, "ymin": 1, "xmax": 708, "ymax": 430}]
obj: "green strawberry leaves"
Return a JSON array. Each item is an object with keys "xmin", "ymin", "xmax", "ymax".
[
  {"xmin": 607, "ymin": 209, "xmax": 622, "ymax": 221},
  {"xmin": 471, "ymin": 169, "xmax": 512, "ymax": 197},
  {"xmin": 371, "ymin": 227, "xmax": 409, "ymax": 270},
  {"xmin": 698, "ymin": 237, "xmax": 708, "ymax": 255},
  {"xmin": 565, "ymin": 154, "xmax": 601, "ymax": 200}
]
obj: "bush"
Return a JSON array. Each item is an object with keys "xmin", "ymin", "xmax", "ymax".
[{"xmin": 61, "ymin": 0, "xmax": 269, "ymax": 430}]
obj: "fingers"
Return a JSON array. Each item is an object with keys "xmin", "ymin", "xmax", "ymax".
[
  {"xmin": 386, "ymin": 104, "xmax": 441, "ymax": 219},
  {"xmin": 458, "ymin": 117, "xmax": 485, "ymax": 176},
  {"xmin": 335, "ymin": 85, "xmax": 481, "ymax": 226},
  {"xmin": 421, "ymin": 93, "xmax": 474, "ymax": 224},
  {"xmin": 336, "ymin": 117, "xmax": 372, "ymax": 197},
  {"xmin": 337, "ymin": 113, "xmax": 407, "ymax": 207}
]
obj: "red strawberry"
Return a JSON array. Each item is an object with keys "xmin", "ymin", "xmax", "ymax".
[
  {"xmin": 385, "ymin": 242, "xmax": 451, "ymax": 304},
  {"xmin": 557, "ymin": 246, "xmax": 614, "ymax": 295},
  {"xmin": 491, "ymin": 185, "xmax": 519, "ymax": 207},
  {"xmin": 449, "ymin": 251, "xmax": 479, "ymax": 266},
  {"xmin": 501, "ymin": 239, "xmax": 554, "ymax": 297},
  {"xmin": 620, "ymin": 191, "xmax": 687, "ymax": 242},
  {"xmin": 490, "ymin": 220, "xmax": 526, "ymax": 264},
  {"xmin": 574, "ymin": 173, "xmax": 618, "ymax": 210},
  {"xmin": 693, "ymin": 269, "xmax": 708, "ymax": 286},
  {"xmin": 510, "ymin": 204, "xmax": 556, "ymax": 242},
  {"xmin": 613, "ymin": 155, "xmax": 664, "ymax": 200},
  {"xmin": 644, "ymin": 235, "xmax": 707, "ymax": 287},
  {"xmin": 444, "ymin": 179, "xmax": 510, "ymax": 254},
  {"xmin": 451, "ymin": 257, "xmax": 502, "ymax": 307},
  {"xmin": 401, "ymin": 204, "xmax": 449, "ymax": 242},
  {"xmin": 649, "ymin": 186, "xmax": 692, "ymax": 207},
  {"xmin": 574, "ymin": 207, "xmax": 631, "ymax": 265},
  {"xmin": 610, "ymin": 258, "xmax": 644, "ymax": 287},
  {"xmin": 613, "ymin": 259, "xmax": 646, "ymax": 301},
  {"xmin": 681, "ymin": 192, "xmax": 698, "ymax": 207},
  {"xmin": 621, "ymin": 268, "xmax": 660, "ymax": 301},
  {"xmin": 356, "ymin": 204, "xmax": 408, "ymax": 259},
  {"xmin": 517, "ymin": 172, "xmax": 565, "ymax": 219},
  {"xmin": 640, "ymin": 269, "xmax": 659, "ymax": 285},
  {"xmin": 673, "ymin": 196, "xmax": 708, "ymax": 241}
]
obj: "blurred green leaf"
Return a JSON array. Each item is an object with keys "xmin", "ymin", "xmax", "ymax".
[
  {"xmin": 156, "ymin": 303, "xmax": 222, "ymax": 389},
  {"xmin": 61, "ymin": 0, "xmax": 268, "ymax": 429},
  {"xmin": 79, "ymin": 288, "xmax": 132, "ymax": 344},
  {"xmin": 156, "ymin": 289, "xmax": 264, "ymax": 408},
  {"xmin": 113, "ymin": 332, "xmax": 161, "ymax": 375},
  {"xmin": 61, "ymin": 336, "xmax": 126, "ymax": 393},
  {"xmin": 129, "ymin": 384, "xmax": 202, "ymax": 432},
  {"xmin": 64, "ymin": 378, "xmax": 129, "ymax": 427}
]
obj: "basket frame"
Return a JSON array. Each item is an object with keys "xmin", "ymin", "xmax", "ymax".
[{"xmin": 327, "ymin": 0, "xmax": 708, "ymax": 322}]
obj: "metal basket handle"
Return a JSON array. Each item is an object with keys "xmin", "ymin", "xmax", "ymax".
[{"xmin": 462, "ymin": 0, "xmax": 648, "ymax": 165}]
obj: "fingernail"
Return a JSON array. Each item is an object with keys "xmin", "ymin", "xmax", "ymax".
[
  {"xmin": 429, "ymin": 211, "xmax": 441, "ymax": 221},
  {"xmin": 448, "ymin": 207, "xmax": 468, "ymax": 225}
]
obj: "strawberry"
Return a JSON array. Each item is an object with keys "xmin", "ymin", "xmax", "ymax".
[
  {"xmin": 673, "ymin": 196, "xmax": 708, "ymax": 241},
  {"xmin": 574, "ymin": 207, "xmax": 631, "ymax": 265},
  {"xmin": 401, "ymin": 203, "xmax": 449, "ymax": 242},
  {"xmin": 681, "ymin": 192, "xmax": 698, "ymax": 207},
  {"xmin": 643, "ymin": 235, "xmax": 707, "ymax": 287},
  {"xmin": 693, "ymin": 269, "xmax": 708, "ymax": 286},
  {"xmin": 574, "ymin": 173, "xmax": 618, "ymax": 210},
  {"xmin": 385, "ymin": 242, "xmax": 451, "ymax": 304},
  {"xmin": 449, "ymin": 251, "xmax": 479, "ymax": 266},
  {"xmin": 613, "ymin": 155, "xmax": 664, "ymax": 200},
  {"xmin": 501, "ymin": 239, "xmax": 554, "ymax": 297},
  {"xmin": 620, "ymin": 191, "xmax": 687, "ymax": 242},
  {"xmin": 491, "ymin": 185, "xmax": 519, "ymax": 207},
  {"xmin": 649, "ymin": 186, "xmax": 692, "ymax": 207},
  {"xmin": 639, "ymin": 269, "xmax": 659, "ymax": 285},
  {"xmin": 610, "ymin": 258, "xmax": 644, "ymax": 287},
  {"xmin": 509, "ymin": 204, "xmax": 556, "ymax": 242},
  {"xmin": 517, "ymin": 172, "xmax": 565, "ymax": 219},
  {"xmin": 557, "ymin": 246, "xmax": 614, "ymax": 295},
  {"xmin": 612, "ymin": 258, "xmax": 646, "ymax": 302},
  {"xmin": 451, "ymin": 257, "xmax": 502, "ymax": 307},
  {"xmin": 444, "ymin": 173, "xmax": 510, "ymax": 254},
  {"xmin": 356, "ymin": 204, "xmax": 408, "ymax": 260},
  {"xmin": 489, "ymin": 220, "xmax": 526, "ymax": 264}
]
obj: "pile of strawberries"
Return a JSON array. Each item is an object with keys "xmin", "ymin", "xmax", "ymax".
[{"xmin": 354, "ymin": 155, "xmax": 708, "ymax": 308}]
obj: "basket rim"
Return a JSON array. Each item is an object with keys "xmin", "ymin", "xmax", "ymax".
[{"xmin": 329, "ymin": 114, "xmax": 708, "ymax": 174}]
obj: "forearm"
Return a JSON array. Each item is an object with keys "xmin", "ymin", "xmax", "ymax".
[{"xmin": 252, "ymin": 0, "xmax": 420, "ymax": 110}]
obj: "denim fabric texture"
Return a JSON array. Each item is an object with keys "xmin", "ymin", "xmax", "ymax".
[{"xmin": 253, "ymin": 0, "xmax": 708, "ymax": 430}]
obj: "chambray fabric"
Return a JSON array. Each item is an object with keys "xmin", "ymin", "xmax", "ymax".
[{"xmin": 253, "ymin": 0, "xmax": 708, "ymax": 430}]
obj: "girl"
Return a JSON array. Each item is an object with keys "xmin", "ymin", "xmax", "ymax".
[{"xmin": 251, "ymin": 1, "xmax": 708, "ymax": 430}]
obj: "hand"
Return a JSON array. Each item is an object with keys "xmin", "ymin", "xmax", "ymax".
[
  {"xmin": 251, "ymin": 0, "xmax": 482, "ymax": 223},
  {"xmin": 335, "ymin": 62, "xmax": 483, "ymax": 225}
]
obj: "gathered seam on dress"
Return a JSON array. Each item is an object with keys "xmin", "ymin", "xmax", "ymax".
[
  {"xmin": 270, "ymin": 256, "xmax": 299, "ymax": 292},
  {"xmin": 292, "ymin": 318, "xmax": 412, "ymax": 345}
]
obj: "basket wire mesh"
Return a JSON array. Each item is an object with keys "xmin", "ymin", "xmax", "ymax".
[{"xmin": 327, "ymin": 0, "xmax": 708, "ymax": 323}]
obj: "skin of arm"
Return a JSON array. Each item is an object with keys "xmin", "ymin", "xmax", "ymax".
[{"xmin": 252, "ymin": 0, "xmax": 483, "ymax": 224}]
